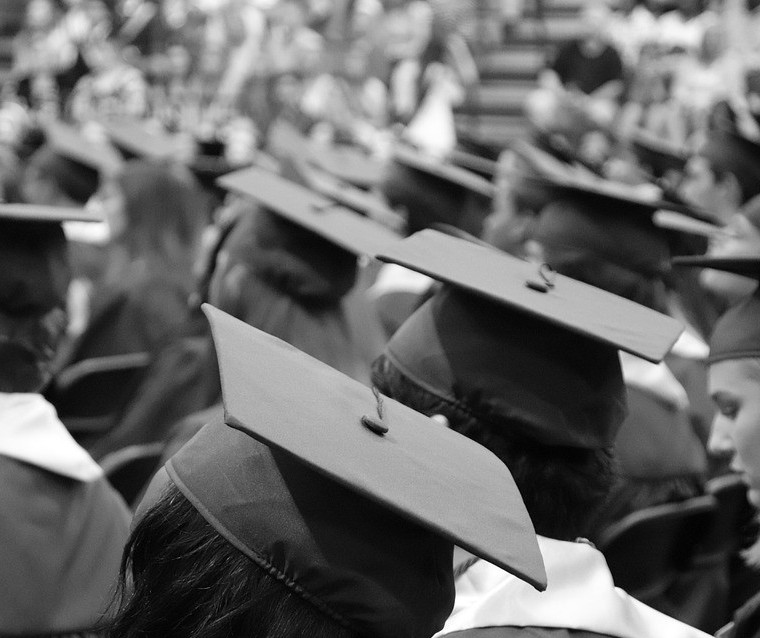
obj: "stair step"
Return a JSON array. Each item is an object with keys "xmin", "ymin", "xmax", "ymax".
[
  {"xmin": 476, "ymin": 47, "xmax": 548, "ymax": 79},
  {"xmin": 458, "ymin": 81, "xmax": 535, "ymax": 116},
  {"xmin": 455, "ymin": 114, "xmax": 530, "ymax": 150}
]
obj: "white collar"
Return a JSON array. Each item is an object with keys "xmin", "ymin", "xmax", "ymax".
[
  {"xmin": 438, "ymin": 537, "xmax": 710, "ymax": 638},
  {"xmin": 0, "ymin": 393, "xmax": 103, "ymax": 482},
  {"xmin": 619, "ymin": 352, "xmax": 690, "ymax": 410}
]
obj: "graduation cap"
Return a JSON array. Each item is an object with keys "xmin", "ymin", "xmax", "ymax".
[
  {"xmin": 381, "ymin": 146, "xmax": 495, "ymax": 237},
  {"xmin": 378, "ymin": 230, "xmax": 683, "ymax": 448},
  {"xmin": 0, "ymin": 204, "xmax": 100, "ymax": 316},
  {"xmin": 672, "ymin": 256, "xmax": 760, "ymax": 364},
  {"xmin": 529, "ymin": 171, "xmax": 712, "ymax": 277},
  {"xmin": 392, "ymin": 145, "xmax": 495, "ymax": 198},
  {"xmin": 307, "ymin": 143, "xmax": 385, "ymax": 190},
  {"xmin": 99, "ymin": 118, "xmax": 182, "ymax": 161},
  {"xmin": 279, "ymin": 155, "xmax": 406, "ymax": 232},
  {"xmin": 217, "ymin": 166, "xmax": 400, "ymax": 256},
  {"xmin": 138, "ymin": 305, "xmax": 546, "ymax": 638},
  {"xmin": 700, "ymin": 128, "xmax": 760, "ymax": 204},
  {"xmin": 44, "ymin": 121, "xmax": 123, "ymax": 177},
  {"xmin": 629, "ymin": 128, "xmax": 689, "ymax": 178}
]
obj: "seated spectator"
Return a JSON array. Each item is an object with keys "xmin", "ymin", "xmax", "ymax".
[{"xmin": 525, "ymin": 0, "xmax": 625, "ymax": 142}]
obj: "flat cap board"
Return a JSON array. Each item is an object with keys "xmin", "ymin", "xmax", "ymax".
[
  {"xmin": 653, "ymin": 210, "xmax": 724, "ymax": 238},
  {"xmin": 512, "ymin": 170, "xmax": 707, "ymax": 219},
  {"xmin": 448, "ymin": 149, "xmax": 498, "ymax": 177},
  {"xmin": 101, "ymin": 119, "xmax": 182, "ymax": 159},
  {"xmin": 377, "ymin": 230, "xmax": 683, "ymax": 362},
  {"xmin": 217, "ymin": 166, "xmax": 401, "ymax": 256},
  {"xmin": 672, "ymin": 256, "xmax": 760, "ymax": 278},
  {"xmin": 44, "ymin": 121, "xmax": 123, "ymax": 174},
  {"xmin": 0, "ymin": 203, "xmax": 96, "ymax": 223},
  {"xmin": 393, "ymin": 146, "xmax": 495, "ymax": 198},
  {"xmin": 203, "ymin": 304, "xmax": 547, "ymax": 590},
  {"xmin": 308, "ymin": 144, "xmax": 385, "ymax": 189},
  {"xmin": 299, "ymin": 163, "xmax": 405, "ymax": 230}
]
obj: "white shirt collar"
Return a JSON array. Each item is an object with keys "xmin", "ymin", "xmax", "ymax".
[
  {"xmin": 0, "ymin": 393, "xmax": 103, "ymax": 482},
  {"xmin": 439, "ymin": 536, "xmax": 710, "ymax": 638}
]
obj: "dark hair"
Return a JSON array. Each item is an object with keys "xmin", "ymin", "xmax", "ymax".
[
  {"xmin": 543, "ymin": 251, "xmax": 669, "ymax": 314},
  {"xmin": 117, "ymin": 161, "xmax": 204, "ymax": 268},
  {"xmin": 371, "ymin": 354, "xmax": 617, "ymax": 541},
  {"xmin": 107, "ymin": 481, "xmax": 361, "ymax": 638}
]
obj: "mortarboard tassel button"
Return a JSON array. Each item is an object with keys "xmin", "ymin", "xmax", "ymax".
[
  {"xmin": 525, "ymin": 263, "xmax": 556, "ymax": 294},
  {"xmin": 361, "ymin": 415, "xmax": 389, "ymax": 436}
]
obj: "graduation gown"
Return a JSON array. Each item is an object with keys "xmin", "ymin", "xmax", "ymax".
[
  {"xmin": 0, "ymin": 393, "xmax": 131, "ymax": 635},
  {"xmin": 437, "ymin": 537, "xmax": 711, "ymax": 638}
]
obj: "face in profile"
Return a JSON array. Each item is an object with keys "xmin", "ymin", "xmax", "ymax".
[{"xmin": 709, "ymin": 358, "xmax": 760, "ymax": 507}]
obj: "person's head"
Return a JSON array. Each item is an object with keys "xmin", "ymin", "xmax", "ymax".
[
  {"xmin": 0, "ymin": 206, "xmax": 100, "ymax": 392},
  {"xmin": 207, "ymin": 197, "xmax": 358, "ymax": 312},
  {"xmin": 371, "ymin": 349, "xmax": 618, "ymax": 540},
  {"xmin": 578, "ymin": 0, "xmax": 611, "ymax": 44},
  {"xmin": 109, "ymin": 479, "xmax": 363, "ymax": 638},
  {"xmin": 98, "ymin": 160, "xmax": 204, "ymax": 266},
  {"xmin": 24, "ymin": 0, "xmax": 60, "ymax": 31},
  {"xmin": 380, "ymin": 151, "xmax": 493, "ymax": 237},
  {"xmin": 371, "ymin": 231, "xmax": 684, "ymax": 540},
  {"xmin": 531, "ymin": 192, "xmax": 672, "ymax": 313},
  {"xmin": 108, "ymin": 305, "xmax": 545, "ymax": 637},
  {"xmin": 705, "ymin": 261, "xmax": 760, "ymax": 507},
  {"xmin": 679, "ymin": 130, "xmax": 760, "ymax": 223}
]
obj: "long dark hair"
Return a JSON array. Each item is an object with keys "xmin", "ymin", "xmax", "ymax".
[
  {"xmin": 106, "ymin": 482, "xmax": 360, "ymax": 638},
  {"xmin": 371, "ymin": 353, "xmax": 617, "ymax": 541}
]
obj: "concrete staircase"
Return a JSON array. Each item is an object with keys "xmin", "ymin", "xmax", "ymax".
[{"xmin": 455, "ymin": 0, "xmax": 585, "ymax": 153}]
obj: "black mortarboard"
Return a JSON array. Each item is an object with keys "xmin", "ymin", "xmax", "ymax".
[
  {"xmin": 217, "ymin": 166, "xmax": 400, "ymax": 256},
  {"xmin": 137, "ymin": 305, "xmax": 546, "ymax": 638},
  {"xmin": 279, "ymin": 156, "xmax": 406, "ymax": 232},
  {"xmin": 44, "ymin": 121, "xmax": 123, "ymax": 176},
  {"xmin": 0, "ymin": 204, "xmax": 98, "ymax": 316},
  {"xmin": 672, "ymin": 256, "xmax": 760, "ymax": 364},
  {"xmin": 391, "ymin": 146, "xmax": 495, "ymax": 198},
  {"xmin": 629, "ymin": 128, "xmax": 689, "ymax": 178},
  {"xmin": 308, "ymin": 143, "xmax": 385, "ymax": 190},
  {"xmin": 379, "ymin": 230, "xmax": 683, "ymax": 448},
  {"xmin": 530, "ymin": 173, "xmax": 710, "ymax": 276},
  {"xmin": 100, "ymin": 118, "xmax": 182, "ymax": 160},
  {"xmin": 381, "ymin": 147, "xmax": 494, "ymax": 236},
  {"xmin": 700, "ymin": 128, "xmax": 760, "ymax": 204}
]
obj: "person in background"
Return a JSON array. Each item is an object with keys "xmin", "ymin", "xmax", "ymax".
[
  {"xmin": 524, "ymin": 0, "xmax": 625, "ymax": 144},
  {"xmin": 679, "ymin": 257, "xmax": 760, "ymax": 638},
  {"xmin": 0, "ymin": 204, "xmax": 130, "ymax": 636}
]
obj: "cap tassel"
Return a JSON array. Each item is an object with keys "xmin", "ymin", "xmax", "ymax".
[
  {"xmin": 361, "ymin": 387, "xmax": 389, "ymax": 436},
  {"xmin": 525, "ymin": 263, "xmax": 556, "ymax": 294}
]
